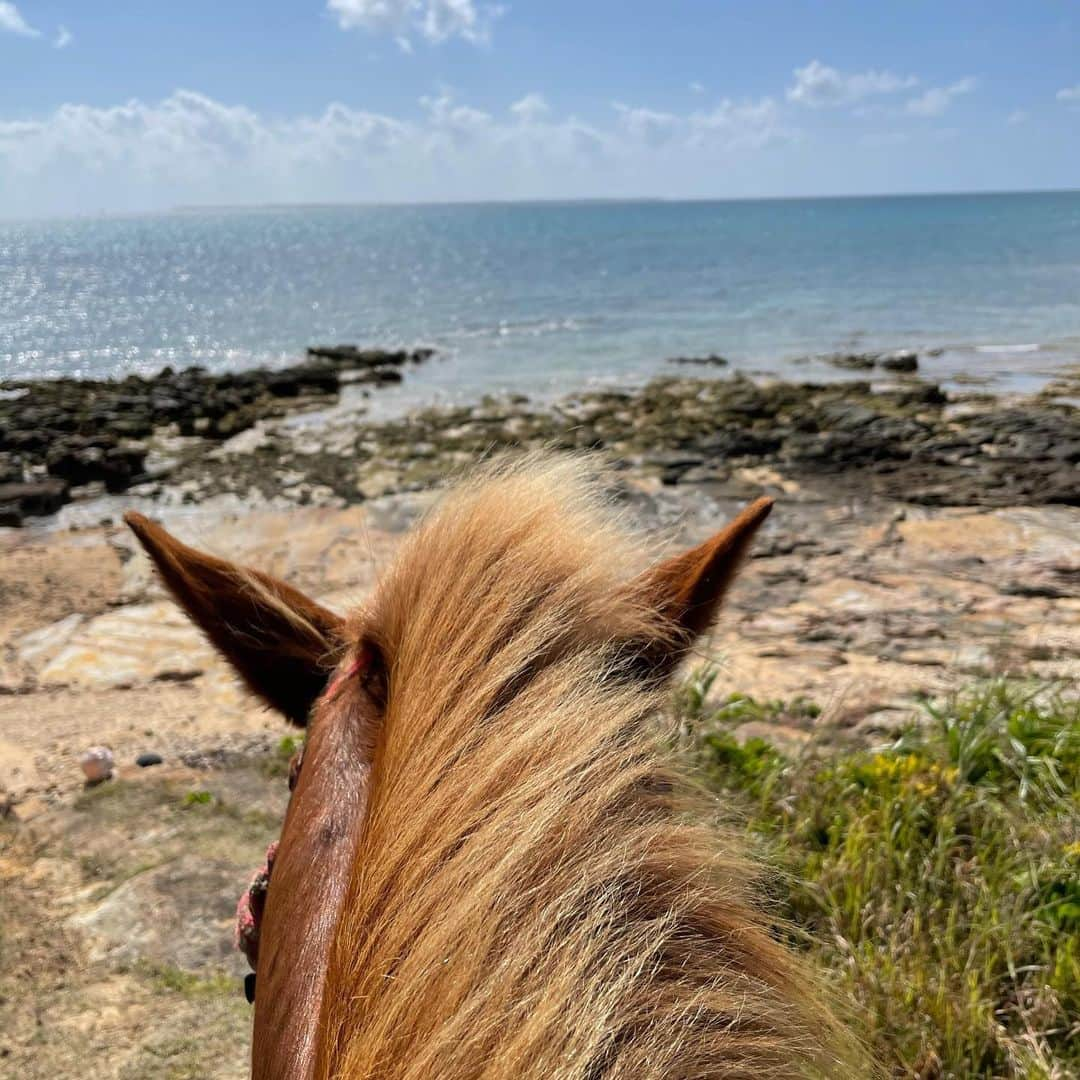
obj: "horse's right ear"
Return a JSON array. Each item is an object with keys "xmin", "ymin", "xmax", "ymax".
[
  {"xmin": 629, "ymin": 496, "xmax": 773, "ymax": 679},
  {"xmin": 124, "ymin": 512, "xmax": 345, "ymax": 726}
]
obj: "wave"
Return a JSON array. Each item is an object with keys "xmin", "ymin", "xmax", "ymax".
[
  {"xmin": 444, "ymin": 317, "xmax": 585, "ymax": 342},
  {"xmin": 974, "ymin": 343, "xmax": 1041, "ymax": 354}
]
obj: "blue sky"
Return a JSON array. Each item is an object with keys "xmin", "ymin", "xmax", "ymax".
[{"xmin": 1, "ymin": 1, "xmax": 1078, "ymax": 216}]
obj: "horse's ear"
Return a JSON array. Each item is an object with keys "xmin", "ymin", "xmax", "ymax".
[
  {"xmin": 124, "ymin": 512, "xmax": 345, "ymax": 726},
  {"xmin": 630, "ymin": 496, "xmax": 773, "ymax": 677}
]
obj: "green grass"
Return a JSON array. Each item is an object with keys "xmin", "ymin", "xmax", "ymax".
[
  {"xmin": 261, "ymin": 733, "xmax": 304, "ymax": 780},
  {"xmin": 138, "ymin": 960, "xmax": 238, "ymax": 999},
  {"xmin": 678, "ymin": 676, "xmax": 1080, "ymax": 1079}
]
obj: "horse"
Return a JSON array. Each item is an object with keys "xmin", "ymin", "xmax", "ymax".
[{"xmin": 125, "ymin": 454, "xmax": 865, "ymax": 1079}]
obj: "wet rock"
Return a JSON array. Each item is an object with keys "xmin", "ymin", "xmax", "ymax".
[
  {"xmin": 0, "ymin": 347, "xmax": 427, "ymax": 523},
  {"xmin": 826, "ymin": 353, "xmax": 878, "ymax": 371},
  {"xmin": 46, "ymin": 438, "xmax": 146, "ymax": 493},
  {"xmin": 305, "ymin": 345, "xmax": 434, "ymax": 369},
  {"xmin": 667, "ymin": 354, "xmax": 729, "ymax": 367},
  {"xmin": 357, "ymin": 366, "xmax": 404, "ymax": 385},
  {"xmin": 0, "ymin": 452, "xmax": 24, "ymax": 484},
  {"xmin": 0, "ymin": 478, "xmax": 69, "ymax": 524},
  {"xmin": 890, "ymin": 383, "xmax": 946, "ymax": 406},
  {"xmin": 881, "ymin": 349, "xmax": 919, "ymax": 372}
]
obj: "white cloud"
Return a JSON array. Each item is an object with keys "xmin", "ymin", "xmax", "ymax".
[
  {"xmin": 0, "ymin": 88, "xmax": 806, "ymax": 216},
  {"xmin": 905, "ymin": 77, "xmax": 976, "ymax": 117},
  {"xmin": 510, "ymin": 93, "xmax": 550, "ymax": 124},
  {"xmin": 689, "ymin": 81, "xmax": 705, "ymax": 95},
  {"xmin": 422, "ymin": 90, "xmax": 490, "ymax": 131},
  {"xmin": 1058, "ymin": 85, "xmax": 1080, "ymax": 104},
  {"xmin": 1006, "ymin": 109, "xmax": 1028, "ymax": 126},
  {"xmin": 0, "ymin": 91, "xmax": 406, "ymax": 189},
  {"xmin": 613, "ymin": 102, "xmax": 681, "ymax": 147},
  {"xmin": 0, "ymin": 1, "xmax": 39, "ymax": 37},
  {"xmin": 54, "ymin": 24, "xmax": 72, "ymax": 48},
  {"xmin": 614, "ymin": 97, "xmax": 789, "ymax": 151},
  {"xmin": 690, "ymin": 98, "xmax": 788, "ymax": 148},
  {"xmin": 327, "ymin": 0, "xmax": 501, "ymax": 46},
  {"xmin": 787, "ymin": 60, "xmax": 917, "ymax": 107}
]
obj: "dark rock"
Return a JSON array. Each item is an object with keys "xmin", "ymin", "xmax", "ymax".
[
  {"xmin": 0, "ymin": 347, "xmax": 421, "ymax": 522},
  {"xmin": 207, "ymin": 405, "xmax": 260, "ymax": 440},
  {"xmin": 46, "ymin": 439, "xmax": 146, "ymax": 492},
  {"xmin": 818, "ymin": 403, "xmax": 878, "ymax": 432},
  {"xmin": 3, "ymin": 429, "xmax": 49, "ymax": 452},
  {"xmin": 355, "ymin": 367, "xmax": 404, "ymax": 386},
  {"xmin": 700, "ymin": 430, "xmax": 783, "ymax": 456},
  {"xmin": 102, "ymin": 447, "xmax": 147, "ymax": 492},
  {"xmin": 880, "ymin": 349, "xmax": 919, "ymax": 372},
  {"xmin": 891, "ymin": 383, "xmax": 946, "ymax": 407},
  {"xmin": 305, "ymin": 346, "xmax": 434, "ymax": 370},
  {"xmin": 136, "ymin": 752, "xmax": 164, "ymax": 768},
  {"xmin": 826, "ymin": 353, "xmax": 877, "ymax": 371},
  {"xmin": 0, "ymin": 453, "xmax": 23, "ymax": 485},
  {"xmin": 667, "ymin": 354, "xmax": 729, "ymax": 367},
  {"xmin": 0, "ymin": 478, "xmax": 69, "ymax": 522}
]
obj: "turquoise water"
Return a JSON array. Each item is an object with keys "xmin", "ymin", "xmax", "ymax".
[{"xmin": 2, "ymin": 193, "xmax": 1079, "ymax": 401}]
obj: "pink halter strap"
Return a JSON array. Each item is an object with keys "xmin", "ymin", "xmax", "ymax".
[{"xmin": 324, "ymin": 652, "xmax": 365, "ymax": 701}]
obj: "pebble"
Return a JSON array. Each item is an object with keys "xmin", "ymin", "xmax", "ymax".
[{"xmin": 80, "ymin": 746, "xmax": 115, "ymax": 783}]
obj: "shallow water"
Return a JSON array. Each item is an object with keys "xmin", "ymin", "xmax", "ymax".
[{"xmin": 3, "ymin": 193, "xmax": 1079, "ymax": 402}]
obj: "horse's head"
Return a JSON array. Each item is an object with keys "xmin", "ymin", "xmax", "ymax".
[{"xmin": 125, "ymin": 459, "xmax": 773, "ymax": 1079}]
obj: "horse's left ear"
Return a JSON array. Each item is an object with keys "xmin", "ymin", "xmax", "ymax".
[
  {"xmin": 630, "ymin": 496, "xmax": 773, "ymax": 678},
  {"xmin": 125, "ymin": 512, "xmax": 345, "ymax": 726}
]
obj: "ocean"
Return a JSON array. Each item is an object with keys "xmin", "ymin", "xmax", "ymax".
[{"xmin": 3, "ymin": 192, "xmax": 1079, "ymax": 405}]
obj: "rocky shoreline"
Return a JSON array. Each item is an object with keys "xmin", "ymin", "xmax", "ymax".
[
  {"xmin": 3, "ymin": 345, "xmax": 1079, "ymax": 527},
  {"xmin": 3, "ymin": 347, "xmax": 1080, "ymax": 796},
  {"xmin": 0, "ymin": 347, "xmax": 433, "ymax": 526},
  {"xmin": 127, "ymin": 364, "xmax": 1079, "ymax": 517}
]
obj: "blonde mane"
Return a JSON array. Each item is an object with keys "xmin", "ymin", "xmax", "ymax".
[{"xmin": 316, "ymin": 455, "xmax": 863, "ymax": 1079}]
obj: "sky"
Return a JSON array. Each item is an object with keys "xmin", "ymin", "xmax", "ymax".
[{"xmin": 1, "ymin": 1, "xmax": 1078, "ymax": 217}]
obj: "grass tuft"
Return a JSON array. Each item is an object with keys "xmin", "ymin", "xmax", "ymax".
[
  {"xmin": 680, "ymin": 676, "xmax": 1080, "ymax": 1079},
  {"xmin": 138, "ymin": 960, "xmax": 237, "ymax": 999}
]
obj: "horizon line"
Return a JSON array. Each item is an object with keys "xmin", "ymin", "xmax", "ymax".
[{"xmin": 4, "ymin": 186, "xmax": 1080, "ymax": 225}]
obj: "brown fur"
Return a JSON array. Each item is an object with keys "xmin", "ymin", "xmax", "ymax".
[
  {"xmin": 128, "ymin": 454, "xmax": 866, "ymax": 1079},
  {"xmin": 124, "ymin": 511, "xmax": 344, "ymax": 725},
  {"xmin": 314, "ymin": 456, "xmax": 863, "ymax": 1078}
]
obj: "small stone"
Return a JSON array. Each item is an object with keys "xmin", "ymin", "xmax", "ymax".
[
  {"xmin": 80, "ymin": 746, "xmax": 115, "ymax": 784},
  {"xmin": 136, "ymin": 752, "xmax": 164, "ymax": 768}
]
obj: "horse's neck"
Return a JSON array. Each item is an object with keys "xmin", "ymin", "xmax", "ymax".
[{"xmin": 251, "ymin": 693, "xmax": 377, "ymax": 1080}]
